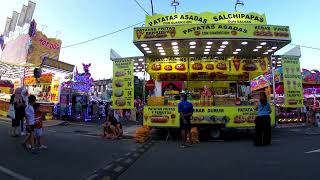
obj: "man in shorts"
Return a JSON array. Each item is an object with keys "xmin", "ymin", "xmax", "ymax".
[
  {"xmin": 24, "ymin": 95, "xmax": 37, "ymax": 154},
  {"xmin": 178, "ymin": 94, "xmax": 194, "ymax": 148}
]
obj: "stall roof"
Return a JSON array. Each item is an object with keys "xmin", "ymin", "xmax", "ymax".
[{"xmin": 133, "ymin": 23, "xmax": 291, "ymax": 57}]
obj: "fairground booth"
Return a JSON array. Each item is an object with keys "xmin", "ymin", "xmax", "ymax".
[{"xmin": 0, "ymin": 20, "xmax": 74, "ymax": 119}]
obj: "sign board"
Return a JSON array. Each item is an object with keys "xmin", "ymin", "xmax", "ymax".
[
  {"xmin": 112, "ymin": 59, "xmax": 134, "ymax": 109},
  {"xmin": 134, "ymin": 24, "xmax": 290, "ymax": 42},
  {"xmin": 146, "ymin": 12, "xmax": 267, "ymax": 26}
]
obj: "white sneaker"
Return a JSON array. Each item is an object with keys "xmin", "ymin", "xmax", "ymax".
[
  {"xmin": 20, "ymin": 132, "xmax": 26, "ymax": 136},
  {"xmin": 26, "ymin": 144, "xmax": 32, "ymax": 149},
  {"xmin": 40, "ymin": 145, "xmax": 47, "ymax": 150}
]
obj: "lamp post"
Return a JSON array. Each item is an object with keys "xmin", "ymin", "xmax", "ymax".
[
  {"xmin": 235, "ymin": 0, "xmax": 244, "ymax": 12},
  {"xmin": 150, "ymin": 0, "xmax": 154, "ymax": 15},
  {"xmin": 171, "ymin": 0, "xmax": 179, "ymax": 13}
]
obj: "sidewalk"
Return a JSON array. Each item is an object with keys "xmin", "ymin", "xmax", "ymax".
[
  {"xmin": 0, "ymin": 116, "xmax": 65, "ymax": 127},
  {"xmin": 0, "ymin": 116, "xmax": 140, "ymax": 138}
]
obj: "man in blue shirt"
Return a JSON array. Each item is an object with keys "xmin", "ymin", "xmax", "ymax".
[{"xmin": 178, "ymin": 94, "xmax": 194, "ymax": 148}]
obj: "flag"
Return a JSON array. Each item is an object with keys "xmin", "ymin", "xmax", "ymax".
[
  {"xmin": 17, "ymin": 5, "xmax": 28, "ymax": 27},
  {"xmin": 24, "ymin": 1, "xmax": 36, "ymax": 24},
  {"xmin": 9, "ymin": 11, "xmax": 19, "ymax": 32},
  {"xmin": 3, "ymin": 17, "xmax": 11, "ymax": 37}
]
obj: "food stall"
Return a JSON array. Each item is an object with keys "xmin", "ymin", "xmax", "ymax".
[
  {"xmin": 131, "ymin": 11, "xmax": 292, "ymax": 137},
  {"xmin": 0, "ymin": 20, "xmax": 75, "ymax": 119}
]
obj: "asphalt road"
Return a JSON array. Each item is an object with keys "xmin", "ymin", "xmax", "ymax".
[
  {"xmin": 0, "ymin": 121, "xmax": 138, "ymax": 180},
  {"xmin": 119, "ymin": 129, "xmax": 320, "ymax": 180}
]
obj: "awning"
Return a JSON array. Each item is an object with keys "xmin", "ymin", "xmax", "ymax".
[{"xmin": 41, "ymin": 57, "xmax": 75, "ymax": 73}]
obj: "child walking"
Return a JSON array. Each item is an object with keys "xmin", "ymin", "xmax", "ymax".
[
  {"xmin": 34, "ymin": 103, "xmax": 47, "ymax": 149},
  {"xmin": 24, "ymin": 95, "xmax": 37, "ymax": 154}
]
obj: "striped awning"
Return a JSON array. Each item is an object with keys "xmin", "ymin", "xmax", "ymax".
[{"xmin": 42, "ymin": 57, "xmax": 74, "ymax": 73}]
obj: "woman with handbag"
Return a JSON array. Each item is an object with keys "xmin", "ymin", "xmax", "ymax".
[
  {"xmin": 254, "ymin": 92, "xmax": 272, "ymax": 146},
  {"xmin": 13, "ymin": 88, "xmax": 26, "ymax": 136}
]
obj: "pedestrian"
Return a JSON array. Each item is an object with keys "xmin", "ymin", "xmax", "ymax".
[
  {"xmin": 13, "ymin": 88, "xmax": 26, "ymax": 136},
  {"xmin": 254, "ymin": 92, "xmax": 272, "ymax": 146},
  {"xmin": 99, "ymin": 102, "xmax": 105, "ymax": 120},
  {"xmin": 9, "ymin": 93, "xmax": 19, "ymax": 137},
  {"xmin": 102, "ymin": 112, "xmax": 123, "ymax": 139},
  {"xmin": 303, "ymin": 104, "xmax": 307, "ymax": 122},
  {"xmin": 75, "ymin": 100, "xmax": 82, "ymax": 119},
  {"xmin": 34, "ymin": 103, "xmax": 47, "ymax": 149},
  {"xmin": 178, "ymin": 93, "xmax": 194, "ymax": 148},
  {"xmin": 23, "ymin": 95, "xmax": 37, "ymax": 154}
]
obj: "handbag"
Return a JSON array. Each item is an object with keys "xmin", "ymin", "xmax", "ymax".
[{"xmin": 8, "ymin": 104, "xmax": 15, "ymax": 119}]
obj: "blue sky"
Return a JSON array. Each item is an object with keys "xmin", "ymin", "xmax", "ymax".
[{"xmin": 1, "ymin": 0, "xmax": 319, "ymax": 79}]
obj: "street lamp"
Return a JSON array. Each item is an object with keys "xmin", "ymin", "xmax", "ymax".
[
  {"xmin": 171, "ymin": 0, "xmax": 180, "ymax": 13},
  {"xmin": 235, "ymin": 0, "xmax": 244, "ymax": 12}
]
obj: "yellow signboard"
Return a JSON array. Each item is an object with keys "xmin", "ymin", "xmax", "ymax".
[
  {"xmin": 192, "ymin": 106, "xmax": 275, "ymax": 127},
  {"xmin": 134, "ymin": 24, "xmax": 290, "ymax": 41},
  {"xmin": 189, "ymin": 56, "xmax": 229, "ymax": 73},
  {"xmin": 27, "ymin": 31, "xmax": 62, "ymax": 66},
  {"xmin": 50, "ymin": 77, "xmax": 60, "ymax": 103},
  {"xmin": 282, "ymin": 56, "xmax": 303, "ymax": 107},
  {"xmin": 230, "ymin": 57, "xmax": 269, "ymax": 74},
  {"xmin": 112, "ymin": 59, "xmax": 134, "ymax": 109},
  {"xmin": 143, "ymin": 106, "xmax": 180, "ymax": 127},
  {"xmin": 147, "ymin": 57, "xmax": 188, "ymax": 73},
  {"xmin": 146, "ymin": 12, "xmax": 267, "ymax": 27},
  {"xmin": 143, "ymin": 105, "xmax": 275, "ymax": 128}
]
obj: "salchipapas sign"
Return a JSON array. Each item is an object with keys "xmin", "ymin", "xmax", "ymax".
[{"xmin": 146, "ymin": 12, "xmax": 267, "ymax": 26}]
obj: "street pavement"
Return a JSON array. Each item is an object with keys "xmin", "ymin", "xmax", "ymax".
[
  {"xmin": 119, "ymin": 128, "xmax": 320, "ymax": 180},
  {"xmin": 0, "ymin": 120, "xmax": 139, "ymax": 180}
]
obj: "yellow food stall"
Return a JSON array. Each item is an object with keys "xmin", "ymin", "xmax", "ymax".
[{"xmin": 132, "ymin": 11, "xmax": 292, "ymax": 137}]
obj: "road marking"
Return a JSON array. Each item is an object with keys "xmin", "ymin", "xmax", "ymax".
[
  {"xmin": 305, "ymin": 149, "xmax": 320, "ymax": 154},
  {"xmin": 47, "ymin": 130, "xmax": 57, "ymax": 133},
  {"xmin": 0, "ymin": 165, "xmax": 33, "ymax": 180}
]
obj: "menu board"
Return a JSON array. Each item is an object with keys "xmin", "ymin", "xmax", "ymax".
[
  {"xmin": 230, "ymin": 57, "xmax": 268, "ymax": 74},
  {"xmin": 282, "ymin": 56, "xmax": 303, "ymax": 107},
  {"xmin": 143, "ymin": 106, "xmax": 180, "ymax": 127},
  {"xmin": 50, "ymin": 77, "xmax": 60, "ymax": 103},
  {"xmin": 147, "ymin": 57, "xmax": 188, "ymax": 73},
  {"xmin": 112, "ymin": 59, "xmax": 134, "ymax": 109},
  {"xmin": 189, "ymin": 56, "xmax": 229, "ymax": 73}
]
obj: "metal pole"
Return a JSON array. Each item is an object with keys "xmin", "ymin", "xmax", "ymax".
[
  {"xmin": 151, "ymin": 0, "xmax": 154, "ymax": 15},
  {"xmin": 270, "ymin": 54, "xmax": 277, "ymax": 126}
]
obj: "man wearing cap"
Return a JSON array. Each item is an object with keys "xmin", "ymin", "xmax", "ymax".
[{"xmin": 178, "ymin": 94, "xmax": 194, "ymax": 148}]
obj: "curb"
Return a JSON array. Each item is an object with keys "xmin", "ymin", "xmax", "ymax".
[{"xmin": 85, "ymin": 140, "xmax": 155, "ymax": 180}]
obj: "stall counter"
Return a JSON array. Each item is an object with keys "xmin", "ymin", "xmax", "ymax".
[{"xmin": 143, "ymin": 105, "xmax": 275, "ymax": 128}]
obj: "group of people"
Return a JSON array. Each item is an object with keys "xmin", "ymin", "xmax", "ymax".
[
  {"xmin": 101, "ymin": 110, "xmax": 123, "ymax": 139},
  {"xmin": 178, "ymin": 92, "xmax": 272, "ymax": 148},
  {"xmin": 9, "ymin": 88, "xmax": 47, "ymax": 154}
]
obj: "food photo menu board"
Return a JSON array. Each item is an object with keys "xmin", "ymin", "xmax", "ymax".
[{"xmin": 112, "ymin": 59, "xmax": 134, "ymax": 109}]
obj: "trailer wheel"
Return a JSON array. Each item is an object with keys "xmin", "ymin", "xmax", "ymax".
[{"xmin": 210, "ymin": 128, "xmax": 221, "ymax": 139}]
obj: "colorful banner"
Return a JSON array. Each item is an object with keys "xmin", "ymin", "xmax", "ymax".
[
  {"xmin": 302, "ymin": 69, "xmax": 320, "ymax": 84},
  {"xmin": 143, "ymin": 106, "xmax": 275, "ymax": 128},
  {"xmin": 147, "ymin": 57, "xmax": 188, "ymax": 73},
  {"xmin": 189, "ymin": 56, "xmax": 229, "ymax": 73},
  {"xmin": 143, "ymin": 106, "xmax": 180, "ymax": 127},
  {"xmin": 112, "ymin": 59, "xmax": 134, "ymax": 109},
  {"xmin": 50, "ymin": 77, "xmax": 60, "ymax": 103},
  {"xmin": 250, "ymin": 75, "xmax": 270, "ymax": 91},
  {"xmin": 24, "ymin": 73, "xmax": 53, "ymax": 85},
  {"xmin": 282, "ymin": 56, "xmax": 303, "ymax": 107},
  {"xmin": 146, "ymin": 12, "xmax": 267, "ymax": 26},
  {"xmin": 134, "ymin": 24, "xmax": 290, "ymax": 41},
  {"xmin": 27, "ymin": 31, "xmax": 62, "ymax": 66},
  {"xmin": 231, "ymin": 58, "xmax": 268, "ymax": 74}
]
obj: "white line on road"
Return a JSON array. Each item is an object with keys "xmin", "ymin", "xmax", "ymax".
[
  {"xmin": 0, "ymin": 165, "xmax": 33, "ymax": 180},
  {"xmin": 305, "ymin": 149, "xmax": 320, "ymax": 154},
  {"xmin": 47, "ymin": 130, "xmax": 57, "ymax": 133}
]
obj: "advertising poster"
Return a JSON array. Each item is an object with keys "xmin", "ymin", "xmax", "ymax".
[
  {"xmin": 143, "ymin": 106, "xmax": 179, "ymax": 127},
  {"xmin": 192, "ymin": 106, "xmax": 275, "ymax": 127},
  {"xmin": 231, "ymin": 58, "xmax": 268, "ymax": 74},
  {"xmin": 50, "ymin": 77, "xmax": 60, "ymax": 103},
  {"xmin": 147, "ymin": 57, "xmax": 188, "ymax": 73},
  {"xmin": 282, "ymin": 56, "xmax": 303, "ymax": 107},
  {"xmin": 189, "ymin": 56, "xmax": 229, "ymax": 73},
  {"xmin": 112, "ymin": 59, "xmax": 134, "ymax": 109},
  {"xmin": 27, "ymin": 31, "xmax": 62, "ymax": 66},
  {"xmin": 134, "ymin": 24, "xmax": 290, "ymax": 42},
  {"xmin": 24, "ymin": 73, "xmax": 53, "ymax": 85},
  {"xmin": 146, "ymin": 12, "xmax": 267, "ymax": 26}
]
